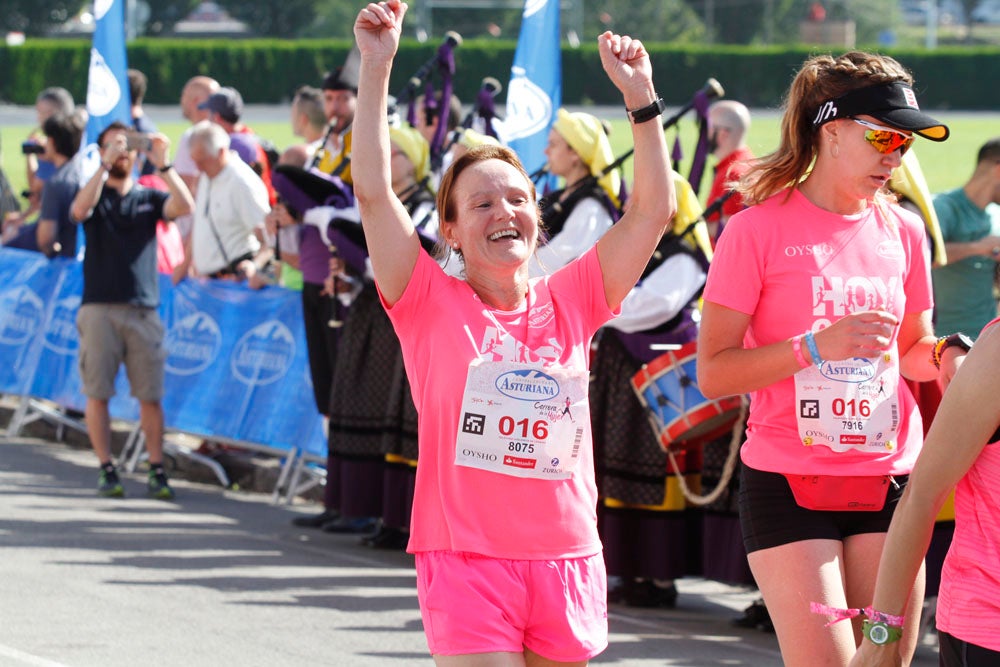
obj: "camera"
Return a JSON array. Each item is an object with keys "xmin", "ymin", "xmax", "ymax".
[
  {"xmin": 125, "ymin": 131, "xmax": 152, "ymax": 151},
  {"xmin": 21, "ymin": 141, "xmax": 45, "ymax": 155}
]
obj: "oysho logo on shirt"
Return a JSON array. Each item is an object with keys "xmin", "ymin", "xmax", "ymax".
[
  {"xmin": 876, "ymin": 240, "xmax": 905, "ymax": 259},
  {"xmin": 784, "ymin": 243, "xmax": 834, "ymax": 257}
]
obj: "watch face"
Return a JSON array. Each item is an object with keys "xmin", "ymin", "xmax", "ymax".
[{"xmin": 869, "ymin": 623, "xmax": 889, "ymax": 644}]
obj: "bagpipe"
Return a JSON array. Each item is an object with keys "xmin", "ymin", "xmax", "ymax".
[
  {"xmin": 534, "ymin": 77, "xmax": 726, "ymax": 225},
  {"xmin": 437, "ymin": 77, "xmax": 504, "ymax": 165},
  {"xmin": 397, "ymin": 31, "xmax": 463, "ymax": 171}
]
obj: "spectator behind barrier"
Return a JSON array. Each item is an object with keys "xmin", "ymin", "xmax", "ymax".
[
  {"xmin": 2, "ymin": 110, "xmax": 85, "ymax": 257},
  {"xmin": 173, "ymin": 120, "xmax": 271, "ymax": 285}
]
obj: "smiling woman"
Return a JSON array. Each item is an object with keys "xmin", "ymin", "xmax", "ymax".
[{"xmin": 348, "ymin": 0, "xmax": 676, "ymax": 663}]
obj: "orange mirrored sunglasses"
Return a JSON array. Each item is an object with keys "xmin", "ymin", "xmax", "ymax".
[{"xmin": 851, "ymin": 118, "xmax": 915, "ymax": 156}]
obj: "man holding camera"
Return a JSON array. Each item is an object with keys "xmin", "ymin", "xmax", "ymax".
[
  {"xmin": 69, "ymin": 121, "xmax": 193, "ymax": 499},
  {"xmin": 3, "ymin": 111, "xmax": 85, "ymax": 257}
]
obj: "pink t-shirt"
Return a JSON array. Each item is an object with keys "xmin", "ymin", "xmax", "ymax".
[
  {"xmin": 936, "ymin": 317, "xmax": 1000, "ymax": 650},
  {"xmin": 384, "ymin": 247, "xmax": 616, "ymax": 559},
  {"xmin": 704, "ymin": 189, "xmax": 932, "ymax": 476}
]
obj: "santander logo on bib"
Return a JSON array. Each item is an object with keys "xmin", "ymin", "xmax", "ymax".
[{"xmin": 495, "ymin": 369, "xmax": 560, "ymax": 401}]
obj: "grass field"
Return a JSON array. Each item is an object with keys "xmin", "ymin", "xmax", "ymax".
[{"xmin": 2, "ymin": 110, "xmax": 997, "ymax": 213}]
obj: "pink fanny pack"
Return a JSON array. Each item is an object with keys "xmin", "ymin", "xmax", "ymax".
[{"xmin": 783, "ymin": 474, "xmax": 892, "ymax": 512}]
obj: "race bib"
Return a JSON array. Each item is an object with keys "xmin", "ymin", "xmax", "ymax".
[
  {"xmin": 455, "ymin": 359, "xmax": 590, "ymax": 479},
  {"xmin": 794, "ymin": 351, "xmax": 900, "ymax": 453}
]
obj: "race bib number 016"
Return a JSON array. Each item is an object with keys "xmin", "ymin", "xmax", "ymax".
[
  {"xmin": 455, "ymin": 359, "xmax": 590, "ymax": 479},
  {"xmin": 794, "ymin": 352, "xmax": 900, "ymax": 453}
]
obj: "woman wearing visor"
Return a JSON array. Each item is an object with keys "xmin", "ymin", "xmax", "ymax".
[{"xmin": 697, "ymin": 51, "xmax": 962, "ymax": 666}]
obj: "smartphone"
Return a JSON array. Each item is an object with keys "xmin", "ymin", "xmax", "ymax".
[{"xmin": 125, "ymin": 131, "xmax": 152, "ymax": 151}]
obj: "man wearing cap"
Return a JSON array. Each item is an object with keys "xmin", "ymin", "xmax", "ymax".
[
  {"xmin": 705, "ymin": 100, "xmax": 754, "ymax": 243},
  {"xmin": 931, "ymin": 137, "xmax": 1000, "ymax": 339},
  {"xmin": 173, "ymin": 120, "xmax": 271, "ymax": 285},
  {"xmin": 199, "ymin": 86, "xmax": 277, "ymax": 204},
  {"xmin": 315, "ymin": 66, "xmax": 358, "ymax": 181}
]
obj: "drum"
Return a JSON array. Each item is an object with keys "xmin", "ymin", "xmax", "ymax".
[{"xmin": 631, "ymin": 341, "xmax": 743, "ymax": 451}]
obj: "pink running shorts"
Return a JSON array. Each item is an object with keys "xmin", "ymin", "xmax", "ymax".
[{"xmin": 414, "ymin": 550, "xmax": 609, "ymax": 661}]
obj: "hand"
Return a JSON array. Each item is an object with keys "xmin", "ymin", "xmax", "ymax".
[
  {"xmin": 236, "ymin": 259, "xmax": 257, "ymax": 281},
  {"xmin": 171, "ymin": 263, "xmax": 189, "ymax": 286},
  {"xmin": 247, "ymin": 271, "xmax": 272, "ymax": 290},
  {"xmin": 145, "ymin": 133, "xmax": 171, "ymax": 170},
  {"xmin": 847, "ymin": 640, "xmax": 903, "ymax": 667},
  {"xmin": 813, "ymin": 310, "xmax": 899, "ymax": 361},
  {"xmin": 597, "ymin": 31, "xmax": 654, "ymax": 100},
  {"xmin": 979, "ymin": 235, "xmax": 1000, "ymax": 257},
  {"xmin": 102, "ymin": 134, "xmax": 128, "ymax": 167},
  {"xmin": 354, "ymin": 1, "xmax": 408, "ymax": 62}
]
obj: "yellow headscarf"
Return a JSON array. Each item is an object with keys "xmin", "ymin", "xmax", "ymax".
[
  {"xmin": 553, "ymin": 108, "xmax": 621, "ymax": 208},
  {"xmin": 389, "ymin": 123, "xmax": 431, "ymax": 184},
  {"xmin": 888, "ymin": 150, "xmax": 946, "ymax": 266},
  {"xmin": 457, "ymin": 128, "xmax": 501, "ymax": 150}
]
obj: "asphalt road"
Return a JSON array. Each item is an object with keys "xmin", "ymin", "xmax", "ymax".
[{"xmin": 0, "ymin": 435, "xmax": 944, "ymax": 667}]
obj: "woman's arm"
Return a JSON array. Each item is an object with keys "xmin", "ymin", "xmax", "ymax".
[
  {"xmin": 697, "ymin": 300, "xmax": 902, "ymax": 399},
  {"xmin": 593, "ymin": 33, "xmax": 676, "ymax": 309},
  {"xmin": 895, "ymin": 310, "xmax": 936, "ymax": 383},
  {"xmin": 351, "ymin": 1, "xmax": 421, "ymax": 306},
  {"xmin": 850, "ymin": 322, "xmax": 1000, "ymax": 666}
]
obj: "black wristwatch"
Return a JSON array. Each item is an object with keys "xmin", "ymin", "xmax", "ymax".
[
  {"xmin": 627, "ymin": 97, "xmax": 666, "ymax": 124},
  {"xmin": 932, "ymin": 332, "xmax": 973, "ymax": 369}
]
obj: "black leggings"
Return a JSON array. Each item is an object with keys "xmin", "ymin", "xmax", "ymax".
[{"xmin": 939, "ymin": 631, "xmax": 1000, "ymax": 667}]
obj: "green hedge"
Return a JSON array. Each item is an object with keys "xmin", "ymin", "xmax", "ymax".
[{"xmin": 1, "ymin": 38, "xmax": 998, "ymax": 109}]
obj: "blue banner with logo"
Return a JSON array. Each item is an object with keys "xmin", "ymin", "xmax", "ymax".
[
  {"xmin": 0, "ymin": 251, "xmax": 61, "ymax": 396},
  {"xmin": 0, "ymin": 248, "xmax": 326, "ymax": 458},
  {"xmin": 504, "ymin": 0, "xmax": 561, "ymax": 179},
  {"xmin": 85, "ymin": 0, "xmax": 132, "ymax": 146}
]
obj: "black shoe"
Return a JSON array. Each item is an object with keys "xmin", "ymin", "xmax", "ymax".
[
  {"xmin": 291, "ymin": 509, "xmax": 340, "ymax": 528},
  {"xmin": 733, "ymin": 598, "xmax": 774, "ymax": 632},
  {"xmin": 623, "ymin": 579, "xmax": 678, "ymax": 609},
  {"xmin": 361, "ymin": 525, "xmax": 409, "ymax": 550},
  {"xmin": 321, "ymin": 516, "xmax": 378, "ymax": 534}
]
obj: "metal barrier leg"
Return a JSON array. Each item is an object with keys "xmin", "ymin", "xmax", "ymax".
[
  {"xmin": 271, "ymin": 447, "xmax": 299, "ymax": 505},
  {"xmin": 162, "ymin": 440, "xmax": 230, "ymax": 488},
  {"xmin": 5, "ymin": 395, "xmax": 33, "ymax": 437},
  {"xmin": 121, "ymin": 426, "xmax": 145, "ymax": 472}
]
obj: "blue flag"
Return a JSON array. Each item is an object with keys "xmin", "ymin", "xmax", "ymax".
[
  {"xmin": 503, "ymin": 0, "xmax": 561, "ymax": 181},
  {"xmin": 85, "ymin": 0, "xmax": 132, "ymax": 146},
  {"xmin": 77, "ymin": 0, "xmax": 132, "ymax": 256}
]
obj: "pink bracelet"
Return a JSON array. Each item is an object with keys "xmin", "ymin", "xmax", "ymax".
[
  {"xmin": 810, "ymin": 602, "xmax": 905, "ymax": 628},
  {"xmin": 791, "ymin": 335, "xmax": 811, "ymax": 369}
]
